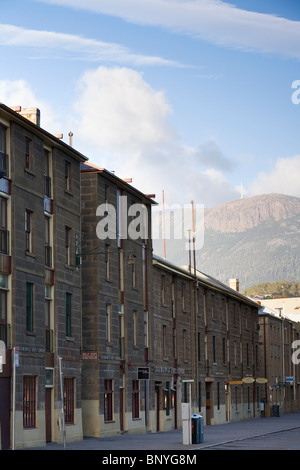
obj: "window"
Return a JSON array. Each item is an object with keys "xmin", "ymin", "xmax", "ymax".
[
  {"xmin": 0, "ymin": 125, "xmax": 7, "ymax": 177},
  {"xmin": 163, "ymin": 325, "xmax": 167, "ymax": 358},
  {"xmin": 23, "ymin": 376, "xmax": 36, "ymax": 428},
  {"xmin": 213, "ymin": 335, "xmax": 216, "ymax": 363},
  {"xmin": 133, "ymin": 310, "xmax": 138, "ymax": 347},
  {"xmin": 25, "ymin": 137, "xmax": 33, "ymax": 170},
  {"xmin": 45, "ymin": 216, "xmax": 52, "ymax": 267},
  {"xmin": 0, "ymin": 197, "xmax": 8, "ymax": 254},
  {"xmin": 171, "ymin": 279, "xmax": 176, "ymax": 318},
  {"xmin": 183, "ymin": 329, "xmax": 187, "ymax": 361},
  {"xmin": 45, "ymin": 285, "xmax": 52, "ymax": 352},
  {"xmin": 64, "ymin": 377, "xmax": 75, "ymax": 424},
  {"xmin": 246, "ymin": 343, "xmax": 249, "ymax": 366},
  {"xmin": 104, "ymin": 379, "xmax": 114, "ymax": 422},
  {"xmin": 233, "ymin": 341, "xmax": 237, "ymax": 366},
  {"xmin": 222, "ymin": 337, "xmax": 226, "ymax": 364},
  {"xmin": 105, "ymin": 244, "xmax": 111, "ymax": 280},
  {"xmin": 247, "ymin": 387, "xmax": 250, "ymax": 410},
  {"xmin": 144, "ymin": 310, "xmax": 148, "ymax": 349},
  {"xmin": 211, "ymin": 294, "xmax": 215, "ymax": 319},
  {"xmin": 161, "ymin": 275, "xmax": 166, "ymax": 305},
  {"xmin": 0, "ymin": 125, "xmax": 6, "ymax": 154},
  {"xmin": 44, "ymin": 149, "xmax": 51, "ymax": 198},
  {"xmin": 66, "ymin": 293, "xmax": 72, "ymax": 337},
  {"xmin": 119, "ymin": 304, "xmax": 125, "ymax": 357},
  {"xmin": 118, "ymin": 249, "xmax": 124, "ymax": 291},
  {"xmin": 0, "ymin": 274, "xmax": 8, "ymax": 343},
  {"xmin": 106, "ymin": 304, "xmax": 111, "ymax": 343},
  {"xmin": 104, "ymin": 184, "xmax": 110, "ymax": 206},
  {"xmin": 132, "ymin": 380, "xmax": 140, "ymax": 419},
  {"xmin": 182, "ymin": 282, "xmax": 186, "ymax": 311},
  {"xmin": 165, "ymin": 382, "xmax": 170, "ymax": 416},
  {"xmin": 25, "ymin": 210, "xmax": 33, "ymax": 253},
  {"xmin": 222, "ymin": 297, "xmax": 227, "ymax": 323},
  {"xmin": 65, "ymin": 226, "xmax": 71, "ymax": 265},
  {"xmin": 65, "ymin": 161, "xmax": 71, "ymax": 191},
  {"xmin": 130, "ymin": 253, "xmax": 136, "ymax": 288},
  {"xmin": 26, "ymin": 282, "xmax": 34, "ymax": 332}
]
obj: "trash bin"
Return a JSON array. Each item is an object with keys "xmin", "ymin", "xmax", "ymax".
[
  {"xmin": 272, "ymin": 405, "xmax": 280, "ymax": 417},
  {"xmin": 191, "ymin": 414, "xmax": 203, "ymax": 444}
]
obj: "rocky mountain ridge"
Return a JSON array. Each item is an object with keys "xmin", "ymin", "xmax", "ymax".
[
  {"xmin": 204, "ymin": 193, "xmax": 300, "ymax": 233},
  {"xmin": 153, "ymin": 193, "xmax": 300, "ymax": 291}
]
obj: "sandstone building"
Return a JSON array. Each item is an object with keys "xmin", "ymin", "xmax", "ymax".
[
  {"xmin": 1, "ymin": 103, "xmax": 299, "ymax": 450},
  {"xmin": 0, "ymin": 103, "xmax": 86, "ymax": 449}
]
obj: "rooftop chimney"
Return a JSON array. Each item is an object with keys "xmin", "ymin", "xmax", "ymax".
[
  {"xmin": 229, "ymin": 278, "xmax": 239, "ymax": 292},
  {"xmin": 12, "ymin": 106, "xmax": 41, "ymax": 126}
]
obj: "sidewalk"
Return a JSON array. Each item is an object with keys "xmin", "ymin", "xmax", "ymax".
[{"xmin": 23, "ymin": 412, "xmax": 300, "ymax": 451}]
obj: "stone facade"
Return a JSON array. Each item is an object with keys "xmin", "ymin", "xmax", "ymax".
[
  {"xmin": 151, "ymin": 258, "xmax": 263, "ymax": 429},
  {"xmin": 2, "ymin": 103, "xmax": 300, "ymax": 450},
  {"xmin": 80, "ymin": 163, "xmax": 154, "ymax": 437},
  {"xmin": 0, "ymin": 104, "xmax": 86, "ymax": 449},
  {"xmin": 258, "ymin": 308, "xmax": 300, "ymax": 417}
]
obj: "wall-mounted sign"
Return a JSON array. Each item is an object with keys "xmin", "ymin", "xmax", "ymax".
[
  {"xmin": 256, "ymin": 378, "xmax": 268, "ymax": 384},
  {"xmin": 242, "ymin": 377, "xmax": 255, "ymax": 384},
  {"xmin": 138, "ymin": 367, "xmax": 149, "ymax": 380}
]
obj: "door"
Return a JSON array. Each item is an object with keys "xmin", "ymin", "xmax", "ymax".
[
  {"xmin": 155, "ymin": 388, "xmax": 160, "ymax": 431},
  {"xmin": 45, "ymin": 388, "xmax": 52, "ymax": 442},
  {"xmin": 205, "ymin": 382, "xmax": 214, "ymax": 425},
  {"xmin": 119, "ymin": 388, "xmax": 124, "ymax": 431},
  {"xmin": 225, "ymin": 384, "xmax": 231, "ymax": 422},
  {"xmin": 0, "ymin": 377, "xmax": 10, "ymax": 449}
]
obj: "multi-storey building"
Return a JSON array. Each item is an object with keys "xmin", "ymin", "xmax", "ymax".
[
  {"xmin": 2, "ymin": 102, "xmax": 300, "ymax": 450},
  {"xmin": 0, "ymin": 104, "xmax": 86, "ymax": 449},
  {"xmin": 151, "ymin": 258, "xmax": 263, "ymax": 431},
  {"xmin": 258, "ymin": 305, "xmax": 300, "ymax": 417},
  {"xmin": 80, "ymin": 162, "xmax": 155, "ymax": 437}
]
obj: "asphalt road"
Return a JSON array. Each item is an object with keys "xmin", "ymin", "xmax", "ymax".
[
  {"xmin": 18, "ymin": 411, "xmax": 300, "ymax": 452},
  {"xmin": 204, "ymin": 426, "xmax": 300, "ymax": 450}
]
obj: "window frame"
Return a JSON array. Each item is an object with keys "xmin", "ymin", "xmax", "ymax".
[
  {"xmin": 26, "ymin": 282, "xmax": 34, "ymax": 333},
  {"xmin": 23, "ymin": 375, "xmax": 37, "ymax": 428},
  {"xmin": 66, "ymin": 292, "xmax": 72, "ymax": 337}
]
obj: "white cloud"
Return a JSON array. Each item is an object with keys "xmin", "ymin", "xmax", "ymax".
[
  {"xmin": 73, "ymin": 67, "xmax": 175, "ymax": 155},
  {"xmin": 248, "ymin": 155, "xmax": 300, "ymax": 198},
  {"xmin": 0, "ymin": 23, "xmax": 181, "ymax": 67},
  {"xmin": 0, "ymin": 79, "xmax": 60, "ymax": 133},
  {"xmin": 72, "ymin": 66, "xmax": 239, "ymax": 206},
  {"xmin": 35, "ymin": 0, "xmax": 300, "ymax": 60},
  {"xmin": 0, "ymin": 70, "xmax": 239, "ymax": 207}
]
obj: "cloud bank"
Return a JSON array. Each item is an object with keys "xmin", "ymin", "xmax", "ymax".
[
  {"xmin": 35, "ymin": 0, "xmax": 300, "ymax": 60},
  {"xmin": 0, "ymin": 23, "xmax": 181, "ymax": 67},
  {"xmin": 70, "ymin": 66, "xmax": 240, "ymax": 206}
]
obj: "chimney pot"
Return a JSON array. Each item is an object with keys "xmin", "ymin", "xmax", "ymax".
[
  {"xmin": 229, "ymin": 278, "xmax": 239, "ymax": 292},
  {"xmin": 19, "ymin": 107, "xmax": 41, "ymax": 126}
]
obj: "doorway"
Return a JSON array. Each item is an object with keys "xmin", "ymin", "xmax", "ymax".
[
  {"xmin": 225, "ymin": 384, "xmax": 231, "ymax": 422},
  {"xmin": 0, "ymin": 377, "xmax": 11, "ymax": 449},
  {"xmin": 119, "ymin": 388, "xmax": 124, "ymax": 431},
  {"xmin": 45, "ymin": 388, "xmax": 52, "ymax": 442},
  {"xmin": 205, "ymin": 382, "xmax": 214, "ymax": 425}
]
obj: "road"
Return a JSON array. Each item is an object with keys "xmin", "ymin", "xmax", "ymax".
[{"xmin": 204, "ymin": 426, "xmax": 300, "ymax": 450}]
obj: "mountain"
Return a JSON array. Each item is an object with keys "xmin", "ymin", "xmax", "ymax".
[
  {"xmin": 204, "ymin": 193, "xmax": 300, "ymax": 233},
  {"xmin": 242, "ymin": 280, "xmax": 300, "ymax": 298},
  {"xmin": 153, "ymin": 193, "xmax": 300, "ymax": 291}
]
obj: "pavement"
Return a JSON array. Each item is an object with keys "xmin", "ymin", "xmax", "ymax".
[{"xmin": 21, "ymin": 411, "xmax": 300, "ymax": 451}]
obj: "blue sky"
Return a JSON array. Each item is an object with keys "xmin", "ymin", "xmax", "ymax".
[{"xmin": 1, "ymin": 0, "xmax": 300, "ymax": 208}]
